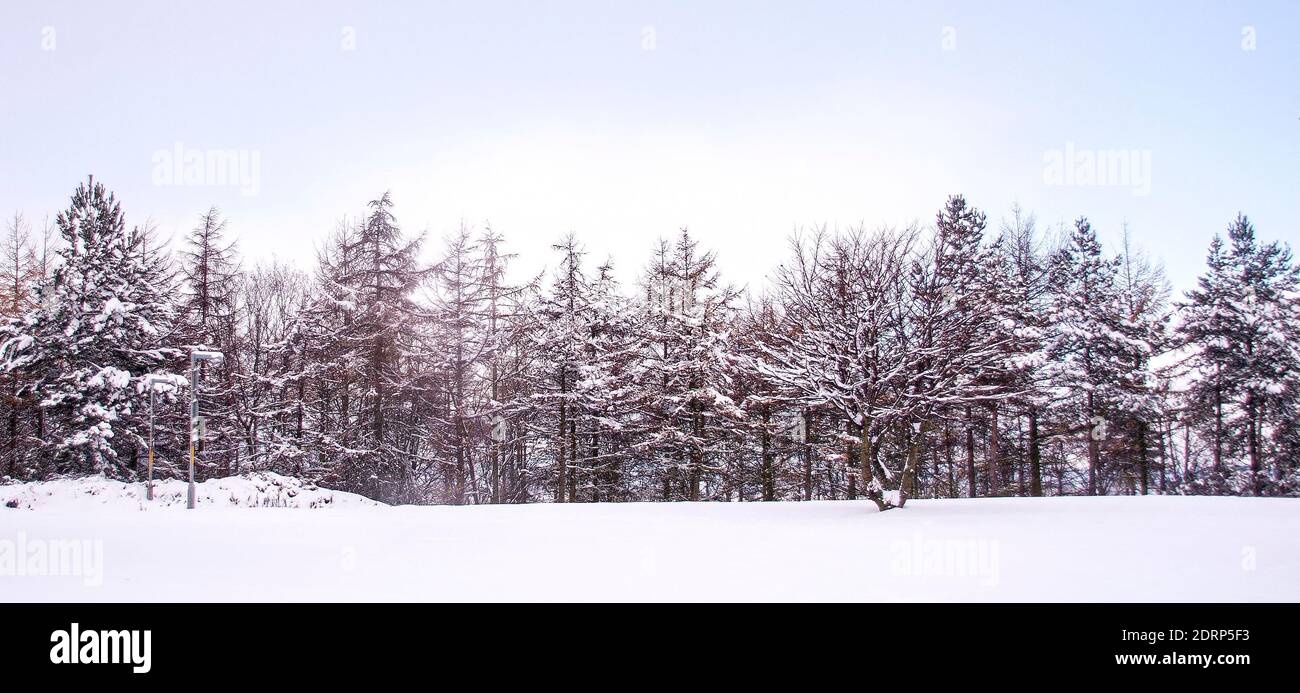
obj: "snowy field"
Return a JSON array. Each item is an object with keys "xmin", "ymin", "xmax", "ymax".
[{"xmin": 2, "ymin": 474, "xmax": 1297, "ymax": 602}]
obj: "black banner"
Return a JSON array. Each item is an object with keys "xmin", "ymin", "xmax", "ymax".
[{"xmin": 1, "ymin": 603, "xmax": 1288, "ymax": 683}]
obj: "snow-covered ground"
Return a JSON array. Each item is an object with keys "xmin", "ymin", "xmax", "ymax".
[
  {"xmin": 2, "ymin": 475, "xmax": 1297, "ymax": 601},
  {"xmin": 0, "ymin": 472, "xmax": 378, "ymax": 511}
]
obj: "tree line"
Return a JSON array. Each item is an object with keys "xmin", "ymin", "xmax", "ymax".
[{"xmin": 2, "ymin": 176, "xmax": 1297, "ymax": 505}]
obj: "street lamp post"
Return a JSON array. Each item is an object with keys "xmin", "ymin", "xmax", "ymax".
[
  {"xmin": 188, "ymin": 349, "xmax": 224, "ymax": 509},
  {"xmin": 140, "ymin": 374, "xmax": 170, "ymax": 501}
]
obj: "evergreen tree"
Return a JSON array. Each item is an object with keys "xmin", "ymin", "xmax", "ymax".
[
  {"xmin": 1180, "ymin": 215, "xmax": 1300, "ymax": 494},
  {"xmin": 1177, "ymin": 234, "xmax": 1236, "ymax": 488},
  {"xmin": 990, "ymin": 206, "xmax": 1053, "ymax": 496},
  {"xmin": 634, "ymin": 229, "xmax": 744, "ymax": 501},
  {"xmin": 1042, "ymin": 217, "xmax": 1128, "ymax": 495},
  {"xmin": 1110, "ymin": 227, "xmax": 1171, "ymax": 494},
  {"xmin": 1, "ymin": 177, "xmax": 181, "ymax": 477},
  {"xmin": 534, "ymin": 233, "xmax": 591, "ymax": 503},
  {"xmin": 905, "ymin": 195, "xmax": 1007, "ymax": 497}
]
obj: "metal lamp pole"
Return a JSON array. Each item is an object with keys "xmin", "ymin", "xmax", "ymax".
[
  {"xmin": 141, "ymin": 375, "xmax": 168, "ymax": 501},
  {"xmin": 188, "ymin": 349, "xmax": 224, "ymax": 509}
]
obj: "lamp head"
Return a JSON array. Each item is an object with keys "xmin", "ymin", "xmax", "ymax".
[{"xmin": 192, "ymin": 349, "xmax": 225, "ymax": 365}]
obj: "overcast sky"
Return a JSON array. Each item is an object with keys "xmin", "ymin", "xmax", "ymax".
[{"xmin": 1, "ymin": 0, "xmax": 1296, "ymax": 294}]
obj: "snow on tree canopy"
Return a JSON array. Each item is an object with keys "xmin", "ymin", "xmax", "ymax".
[{"xmin": 0, "ymin": 176, "xmax": 182, "ymax": 477}]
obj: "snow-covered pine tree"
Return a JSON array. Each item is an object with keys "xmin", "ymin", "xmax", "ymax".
[
  {"xmin": 531, "ymin": 246, "xmax": 643, "ymax": 503},
  {"xmin": 1111, "ymin": 227, "xmax": 1172, "ymax": 495},
  {"xmin": 534, "ymin": 233, "xmax": 591, "ymax": 503},
  {"xmin": 296, "ymin": 220, "xmax": 363, "ymax": 487},
  {"xmin": 989, "ymin": 206, "xmax": 1053, "ymax": 496},
  {"xmin": 1179, "ymin": 214, "xmax": 1300, "ymax": 494},
  {"xmin": 0, "ymin": 177, "xmax": 181, "ymax": 477},
  {"xmin": 634, "ymin": 229, "xmax": 744, "ymax": 501},
  {"xmin": 1042, "ymin": 217, "xmax": 1131, "ymax": 495},
  {"xmin": 903, "ymin": 195, "xmax": 1008, "ymax": 498},
  {"xmin": 1177, "ymin": 233, "xmax": 1236, "ymax": 487},
  {"xmin": 734, "ymin": 295, "xmax": 789, "ymax": 500},
  {"xmin": 576, "ymin": 257, "xmax": 641, "ymax": 501},
  {"xmin": 1224, "ymin": 215, "xmax": 1299, "ymax": 494}
]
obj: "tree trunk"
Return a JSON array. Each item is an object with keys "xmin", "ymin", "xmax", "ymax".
[
  {"xmin": 1086, "ymin": 394, "xmax": 1099, "ymax": 496},
  {"xmin": 1246, "ymin": 395, "xmax": 1261, "ymax": 495},
  {"xmin": 802, "ymin": 411, "xmax": 812, "ymax": 501},
  {"xmin": 556, "ymin": 368, "xmax": 567, "ymax": 503},
  {"xmin": 1136, "ymin": 419, "xmax": 1149, "ymax": 495},
  {"xmin": 858, "ymin": 421, "xmax": 880, "ymax": 509},
  {"xmin": 1028, "ymin": 409, "xmax": 1042, "ymax": 497},
  {"xmin": 1212, "ymin": 368, "xmax": 1224, "ymax": 474},
  {"xmin": 898, "ymin": 422, "xmax": 925, "ymax": 504},
  {"xmin": 988, "ymin": 404, "xmax": 1001, "ymax": 496},
  {"xmin": 944, "ymin": 423, "xmax": 956, "ymax": 498},
  {"xmin": 760, "ymin": 405, "xmax": 774, "ymax": 501},
  {"xmin": 846, "ymin": 419, "xmax": 857, "ymax": 500},
  {"xmin": 7, "ymin": 387, "xmax": 18, "ymax": 478},
  {"xmin": 688, "ymin": 406, "xmax": 702, "ymax": 502},
  {"xmin": 588, "ymin": 432, "xmax": 599, "ymax": 502},
  {"xmin": 568, "ymin": 418, "xmax": 578, "ymax": 502},
  {"xmin": 965, "ymin": 407, "xmax": 977, "ymax": 498}
]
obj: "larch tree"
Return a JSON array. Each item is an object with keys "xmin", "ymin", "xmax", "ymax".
[
  {"xmin": 176, "ymin": 207, "xmax": 243, "ymax": 477},
  {"xmin": 1, "ymin": 212, "xmax": 42, "ymax": 477}
]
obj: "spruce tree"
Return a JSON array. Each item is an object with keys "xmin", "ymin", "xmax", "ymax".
[
  {"xmin": 1178, "ymin": 234, "xmax": 1236, "ymax": 487},
  {"xmin": 1, "ymin": 177, "xmax": 180, "ymax": 477},
  {"xmin": 634, "ymin": 229, "xmax": 743, "ymax": 501},
  {"xmin": 1043, "ymin": 217, "xmax": 1127, "ymax": 495}
]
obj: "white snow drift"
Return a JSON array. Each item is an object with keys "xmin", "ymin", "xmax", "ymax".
[
  {"xmin": 0, "ymin": 472, "xmax": 376, "ymax": 511},
  {"xmin": 1, "ymin": 476, "xmax": 1296, "ymax": 602}
]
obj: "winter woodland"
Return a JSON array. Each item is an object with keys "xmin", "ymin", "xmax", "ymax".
[{"xmin": 3, "ymin": 177, "xmax": 1298, "ymax": 508}]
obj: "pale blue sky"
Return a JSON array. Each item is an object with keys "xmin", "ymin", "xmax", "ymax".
[{"xmin": 1, "ymin": 1, "xmax": 1296, "ymax": 292}]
